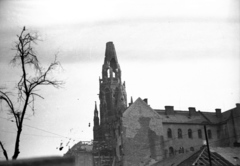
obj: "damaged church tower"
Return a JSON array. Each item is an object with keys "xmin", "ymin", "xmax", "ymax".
[
  {"xmin": 99, "ymin": 42, "xmax": 127, "ymax": 124},
  {"xmin": 93, "ymin": 42, "xmax": 127, "ymax": 157}
]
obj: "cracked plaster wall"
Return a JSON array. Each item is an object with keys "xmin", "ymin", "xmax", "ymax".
[{"xmin": 122, "ymin": 99, "xmax": 164, "ymax": 166}]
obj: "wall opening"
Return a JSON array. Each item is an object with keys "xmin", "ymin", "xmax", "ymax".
[
  {"xmin": 179, "ymin": 147, "xmax": 184, "ymax": 153},
  {"xmin": 169, "ymin": 147, "xmax": 174, "ymax": 156},
  {"xmin": 107, "ymin": 69, "xmax": 110, "ymax": 78},
  {"xmin": 178, "ymin": 129, "xmax": 182, "ymax": 139},
  {"xmin": 198, "ymin": 129, "xmax": 202, "ymax": 139},
  {"xmin": 110, "ymin": 58, "xmax": 117, "ymax": 70},
  {"xmin": 207, "ymin": 129, "xmax": 212, "ymax": 139},
  {"xmin": 167, "ymin": 128, "xmax": 172, "ymax": 138},
  {"xmin": 188, "ymin": 129, "xmax": 192, "ymax": 139}
]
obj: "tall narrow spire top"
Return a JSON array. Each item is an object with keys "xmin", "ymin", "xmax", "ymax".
[{"xmin": 94, "ymin": 101, "xmax": 98, "ymax": 112}]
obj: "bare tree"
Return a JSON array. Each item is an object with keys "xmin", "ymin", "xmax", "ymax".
[{"xmin": 0, "ymin": 27, "xmax": 64, "ymax": 160}]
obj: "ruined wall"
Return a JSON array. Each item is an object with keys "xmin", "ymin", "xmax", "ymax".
[
  {"xmin": 232, "ymin": 104, "xmax": 240, "ymax": 144},
  {"xmin": 74, "ymin": 152, "xmax": 93, "ymax": 166},
  {"xmin": 122, "ymin": 98, "xmax": 164, "ymax": 166}
]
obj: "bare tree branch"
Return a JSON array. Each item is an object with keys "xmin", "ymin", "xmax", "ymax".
[
  {"xmin": 0, "ymin": 26, "xmax": 64, "ymax": 160},
  {"xmin": 0, "ymin": 91, "xmax": 19, "ymax": 128},
  {"xmin": 0, "ymin": 141, "xmax": 9, "ymax": 160}
]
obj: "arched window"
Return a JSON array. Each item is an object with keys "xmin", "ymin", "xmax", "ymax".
[
  {"xmin": 207, "ymin": 129, "xmax": 212, "ymax": 139},
  {"xmin": 178, "ymin": 129, "xmax": 182, "ymax": 139},
  {"xmin": 198, "ymin": 129, "xmax": 202, "ymax": 139},
  {"xmin": 188, "ymin": 129, "xmax": 192, "ymax": 139},
  {"xmin": 179, "ymin": 147, "xmax": 184, "ymax": 153},
  {"xmin": 167, "ymin": 128, "xmax": 172, "ymax": 138},
  {"xmin": 169, "ymin": 147, "xmax": 174, "ymax": 156},
  {"xmin": 112, "ymin": 72, "xmax": 115, "ymax": 78},
  {"xmin": 110, "ymin": 58, "xmax": 117, "ymax": 70},
  {"xmin": 107, "ymin": 69, "xmax": 110, "ymax": 78}
]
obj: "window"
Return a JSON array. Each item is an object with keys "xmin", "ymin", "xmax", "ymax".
[
  {"xmin": 190, "ymin": 147, "xmax": 194, "ymax": 151},
  {"xmin": 188, "ymin": 129, "xmax": 192, "ymax": 139},
  {"xmin": 207, "ymin": 129, "xmax": 212, "ymax": 139},
  {"xmin": 169, "ymin": 147, "xmax": 174, "ymax": 156},
  {"xmin": 107, "ymin": 69, "xmax": 110, "ymax": 78},
  {"xmin": 167, "ymin": 128, "xmax": 172, "ymax": 138},
  {"xmin": 178, "ymin": 129, "xmax": 182, "ymax": 139},
  {"xmin": 198, "ymin": 129, "xmax": 202, "ymax": 139},
  {"xmin": 179, "ymin": 147, "xmax": 184, "ymax": 153},
  {"xmin": 119, "ymin": 145, "xmax": 123, "ymax": 156}
]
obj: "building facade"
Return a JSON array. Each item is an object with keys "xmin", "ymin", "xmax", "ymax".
[{"xmin": 93, "ymin": 42, "xmax": 240, "ymax": 166}]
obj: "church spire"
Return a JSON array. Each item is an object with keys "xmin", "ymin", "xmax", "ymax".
[
  {"xmin": 94, "ymin": 101, "xmax": 98, "ymax": 113},
  {"xmin": 94, "ymin": 101, "xmax": 99, "ymax": 126}
]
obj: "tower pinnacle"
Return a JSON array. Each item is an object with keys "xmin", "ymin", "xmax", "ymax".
[
  {"xmin": 94, "ymin": 101, "xmax": 98, "ymax": 113},
  {"xmin": 102, "ymin": 42, "xmax": 121, "ymax": 82},
  {"xmin": 104, "ymin": 42, "xmax": 119, "ymax": 64},
  {"xmin": 94, "ymin": 101, "xmax": 99, "ymax": 126}
]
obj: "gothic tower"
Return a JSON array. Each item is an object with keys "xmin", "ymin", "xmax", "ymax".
[{"xmin": 93, "ymin": 42, "xmax": 127, "ymax": 142}]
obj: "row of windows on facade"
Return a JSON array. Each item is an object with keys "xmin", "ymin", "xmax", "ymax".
[
  {"xmin": 168, "ymin": 146, "xmax": 194, "ymax": 156},
  {"xmin": 167, "ymin": 128, "xmax": 212, "ymax": 139}
]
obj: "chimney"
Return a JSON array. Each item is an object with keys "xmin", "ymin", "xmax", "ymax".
[
  {"xmin": 143, "ymin": 98, "xmax": 148, "ymax": 104},
  {"xmin": 236, "ymin": 103, "xmax": 240, "ymax": 109},
  {"xmin": 188, "ymin": 107, "xmax": 197, "ymax": 117},
  {"xmin": 215, "ymin": 109, "xmax": 222, "ymax": 118},
  {"xmin": 165, "ymin": 106, "xmax": 174, "ymax": 115},
  {"xmin": 129, "ymin": 97, "xmax": 133, "ymax": 106}
]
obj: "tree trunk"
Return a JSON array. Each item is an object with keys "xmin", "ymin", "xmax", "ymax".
[{"xmin": 12, "ymin": 128, "xmax": 22, "ymax": 160}]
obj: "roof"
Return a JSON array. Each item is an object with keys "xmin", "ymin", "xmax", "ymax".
[
  {"xmin": 178, "ymin": 146, "xmax": 234, "ymax": 166},
  {"xmin": 210, "ymin": 147, "xmax": 240, "ymax": 165},
  {"xmin": 154, "ymin": 107, "xmax": 235, "ymax": 125},
  {"xmin": 200, "ymin": 109, "xmax": 232, "ymax": 124},
  {"xmin": 152, "ymin": 150, "xmax": 196, "ymax": 166},
  {"xmin": 65, "ymin": 141, "xmax": 93, "ymax": 156},
  {"xmin": 123, "ymin": 98, "xmax": 162, "ymax": 119},
  {"xmin": 153, "ymin": 146, "xmax": 236, "ymax": 166},
  {"xmin": 155, "ymin": 110, "xmax": 210, "ymax": 124},
  {"xmin": 127, "ymin": 99, "xmax": 239, "ymax": 125}
]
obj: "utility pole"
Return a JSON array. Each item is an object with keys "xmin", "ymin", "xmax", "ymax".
[{"xmin": 204, "ymin": 125, "xmax": 212, "ymax": 166}]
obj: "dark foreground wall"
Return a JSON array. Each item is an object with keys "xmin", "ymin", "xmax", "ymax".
[
  {"xmin": 73, "ymin": 152, "xmax": 93, "ymax": 166},
  {"xmin": 0, "ymin": 156, "xmax": 75, "ymax": 166}
]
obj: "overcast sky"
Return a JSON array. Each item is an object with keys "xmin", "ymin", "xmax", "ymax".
[{"xmin": 0, "ymin": 0, "xmax": 239, "ymax": 160}]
